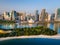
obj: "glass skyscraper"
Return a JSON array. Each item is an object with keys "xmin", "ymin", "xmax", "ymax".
[
  {"xmin": 10, "ymin": 10, "xmax": 17, "ymax": 20},
  {"xmin": 35, "ymin": 10, "xmax": 39, "ymax": 22},
  {"xmin": 55, "ymin": 8, "xmax": 60, "ymax": 21}
]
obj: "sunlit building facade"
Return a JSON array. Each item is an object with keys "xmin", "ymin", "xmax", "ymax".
[
  {"xmin": 10, "ymin": 10, "xmax": 17, "ymax": 21},
  {"xmin": 48, "ymin": 14, "xmax": 51, "ymax": 21},
  {"xmin": 55, "ymin": 8, "xmax": 60, "ymax": 21},
  {"xmin": 3, "ymin": 12, "xmax": 11, "ymax": 20},
  {"xmin": 39, "ymin": 9, "xmax": 47, "ymax": 21},
  {"xmin": 17, "ymin": 12, "xmax": 26, "ymax": 21}
]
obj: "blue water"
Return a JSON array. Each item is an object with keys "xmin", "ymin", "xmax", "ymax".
[
  {"xmin": 0, "ymin": 24, "xmax": 15, "ymax": 29},
  {"xmin": 0, "ymin": 38, "xmax": 60, "ymax": 45},
  {"xmin": 49, "ymin": 23, "xmax": 54, "ymax": 30},
  {"xmin": 0, "ymin": 23, "xmax": 60, "ymax": 34},
  {"xmin": 0, "ymin": 23, "xmax": 60, "ymax": 45}
]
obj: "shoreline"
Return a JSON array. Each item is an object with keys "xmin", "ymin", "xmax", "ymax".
[{"xmin": 0, "ymin": 34, "xmax": 60, "ymax": 41}]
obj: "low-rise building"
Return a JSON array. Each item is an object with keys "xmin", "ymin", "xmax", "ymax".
[{"xmin": 0, "ymin": 14, "xmax": 3, "ymax": 20}]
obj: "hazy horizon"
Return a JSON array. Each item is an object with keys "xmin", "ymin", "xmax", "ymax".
[{"xmin": 0, "ymin": 0, "xmax": 60, "ymax": 14}]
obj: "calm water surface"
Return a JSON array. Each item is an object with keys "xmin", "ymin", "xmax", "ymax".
[
  {"xmin": 17, "ymin": 23, "xmax": 60, "ymax": 34},
  {"xmin": 0, "ymin": 23, "xmax": 60, "ymax": 33},
  {"xmin": 0, "ymin": 23, "xmax": 60, "ymax": 45},
  {"xmin": 0, "ymin": 38, "xmax": 60, "ymax": 45}
]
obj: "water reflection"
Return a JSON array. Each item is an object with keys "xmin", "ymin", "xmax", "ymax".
[
  {"xmin": 48, "ymin": 23, "xmax": 54, "ymax": 30},
  {"xmin": 18, "ymin": 23, "xmax": 37, "ymax": 28},
  {"xmin": 54, "ymin": 23, "xmax": 60, "ymax": 34},
  {"xmin": 0, "ymin": 24, "xmax": 15, "ymax": 29},
  {"xmin": 0, "ymin": 23, "xmax": 60, "ymax": 34},
  {"xmin": 48, "ymin": 23, "xmax": 60, "ymax": 34}
]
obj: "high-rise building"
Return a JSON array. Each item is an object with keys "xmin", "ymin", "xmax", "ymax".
[
  {"xmin": 21, "ymin": 12, "xmax": 26, "ymax": 21},
  {"xmin": 48, "ymin": 14, "xmax": 51, "ymax": 21},
  {"xmin": 51, "ymin": 13, "xmax": 55, "ymax": 21},
  {"xmin": 16, "ymin": 12, "xmax": 21, "ymax": 21},
  {"xmin": 10, "ymin": 10, "xmax": 17, "ymax": 20},
  {"xmin": 35, "ymin": 10, "xmax": 39, "ymax": 21},
  {"xmin": 39, "ymin": 9, "xmax": 48, "ymax": 22},
  {"xmin": 39, "ymin": 9, "xmax": 45, "ymax": 21},
  {"xmin": 17, "ymin": 12, "xmax": 26, "ymax": 21},
  {"xmin": 55, "ymin": 8, "xmax": 60, "ymax": 21},
  {"xmin": 3, "ymin": 11, "xmax": 11, "ymax": 20}
]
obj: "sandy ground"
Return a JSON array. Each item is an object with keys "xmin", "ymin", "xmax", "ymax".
[{"xmin": 0, "ymin": 34, "xmax": 60, "ymax": 41}]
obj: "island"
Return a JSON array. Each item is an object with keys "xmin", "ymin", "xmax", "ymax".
[{"xmin": 0, "ymin": 26, "xmax": 57, "ymax": 38}]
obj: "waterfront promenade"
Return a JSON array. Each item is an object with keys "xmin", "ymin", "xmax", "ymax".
[
  {"xmin": 0, "ymin": 34, "xmax": 60, "ymax": 41},
  {"xmin": 19, "ymin": 21, "xmax": 60, "ymax": 24}
]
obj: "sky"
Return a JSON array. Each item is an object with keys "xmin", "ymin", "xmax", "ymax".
[{"xmin": 0, "ymin": 0, "xmax": 60, "ymax": 14}]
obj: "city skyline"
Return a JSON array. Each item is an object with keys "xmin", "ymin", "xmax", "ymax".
[{"xmin": 0, "ymin": 0, "xmax": 60, "ymax": 14}]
